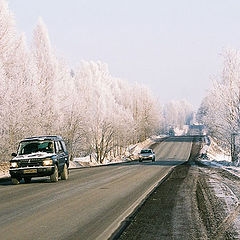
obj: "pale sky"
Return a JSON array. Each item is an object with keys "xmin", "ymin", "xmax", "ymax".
[{"xmin": 8, "ymin": 0, "xmax": 240, "ymax": 108}]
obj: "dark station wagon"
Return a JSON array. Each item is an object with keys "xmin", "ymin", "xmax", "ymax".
[{"xmin": 9, "ymin": 136, "xmax": 69, "ymax": 184}]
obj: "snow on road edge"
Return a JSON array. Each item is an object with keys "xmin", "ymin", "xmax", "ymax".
[{"xmin": 199, "ymin": 137, "xmax": 240, "ymax": 179}]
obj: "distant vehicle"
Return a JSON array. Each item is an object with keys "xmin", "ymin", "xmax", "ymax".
[
  {"xmin": 169, "ymin": 127, "xmax": 175, "ymax": 136},
  {"xmin": 139, "ymin": 149, "xmax": 155, "ymax": 162},
  {"xmin": 9, "ymin": 136, "xmax": 69, "ymax": 185}
]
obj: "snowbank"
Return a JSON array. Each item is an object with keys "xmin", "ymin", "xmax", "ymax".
[
  {"xmin": 70, "ymin": 136, "xmax": 162, "ymax": 169},
  {"xmin": 199, "ymin": 137, "xmax": 240, "ymax": 178},
  {"xmin": 0, "ymin": 162, "xmax": 10, "ymax": 179}
]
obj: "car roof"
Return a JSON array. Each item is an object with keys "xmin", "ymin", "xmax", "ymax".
[
  {"xmin": 20, "ymin": 136, "xmax": 63, "ymax": 142},
  {"xmin": 141, "ymin": 149, "xmax": 153, "ymax": 151}
]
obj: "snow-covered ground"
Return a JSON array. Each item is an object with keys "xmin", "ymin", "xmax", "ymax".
[
  {"xmin": 174, "ymin": 125, "xmax": 189, "ymax": 136},
  {"xmin": 0, "ymin": 162, "xmax": 10, "ymax": 179},
  {"xmin": 70, "ymin": 136, "xmax": 159, "ymax": 168},
  {"xmin": 197, "ymin": 137, "xmax": 240, "ymax": 238},
  {"xmin": 199, "ymin": 137, "xmax": 240, "ymax": 178}
]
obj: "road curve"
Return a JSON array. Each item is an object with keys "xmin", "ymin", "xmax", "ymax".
[{"xmin": 0, "ymin": 136, "xmax": 193, "ymax": 240}]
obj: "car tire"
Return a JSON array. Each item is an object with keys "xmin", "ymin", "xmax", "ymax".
[
  {"xmin": 61, "ymin": 163, "xmax": 69, "ymax": 180},
  {"xmin": 24, "ymin": 177, "xmax": 31, "ymax": 183},
  {"xmin": 11, "ymin": 178, "xmax": 20, "ymax": 185},
  {"xmin": 139, "ymin": 159, "xmax": 142, "ymax": 162},
  {"xmin": 50, "ymin": 165, "xmax": 59, "ymax": 182}
]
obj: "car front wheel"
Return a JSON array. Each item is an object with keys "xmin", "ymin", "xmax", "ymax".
[
  {"xmin": 11, "ymin": 177, "xmax": 21, "ymax": 185},
  {"xmin": 61, "ymin": 163, "xmax": 69, "ymax": 180},
  {"xmin": 50, "ymin": 165, "xmax": 59, "ymax": 182}
]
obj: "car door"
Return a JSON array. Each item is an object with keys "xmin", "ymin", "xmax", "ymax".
[
  {"xmin": 56, "ymin": 141, "xmax": 65, "ymax": 172},
  {"xmin": 60, "ymin": 140, "xmax": 69, "ymax": 165}
]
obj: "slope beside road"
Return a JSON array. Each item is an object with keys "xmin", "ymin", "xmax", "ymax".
[{"xmin": 0, "ymin": 136, "xmax": 193, "ymax": 240}]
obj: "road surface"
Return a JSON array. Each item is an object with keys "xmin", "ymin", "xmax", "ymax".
[{"xmin": 0, "ymin": 136, "xmax": 193, "ymax": 240}]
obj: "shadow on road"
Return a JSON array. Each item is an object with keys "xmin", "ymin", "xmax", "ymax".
[
  {"xmin": 0, "ymin": 177, "xmax": 51, "ymax": 186},
  {"xmin": 138, "ymin": 160, "xmax": 186, "ymax": 166},
  {"xmin": 123, "ymin": 160, "xmax": 186, "ymax": 167},
  {"xmin": 0, "ymin": 179, "xmax": 12, "ymax": 186},
  {"xmin": 164, "ymin": 135, "xmax": 204, "ymax": 143}
]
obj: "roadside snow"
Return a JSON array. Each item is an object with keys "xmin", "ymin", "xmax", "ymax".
[
  {"xmin": 198, "ymin": 138, "xmax": 240, "ymax": 238},
  {"xmin": 70, "ymin": 136, "xmax": 160, "ymax": 168},
  {"xmin": 0, "ymin": 172, "xmax": 10, "ymax": 179},
  {"xmin": 0, "ymin": 162, "xmax": 10, "ymax": 179},
  {"xmin": 174, "ymin": 125, "xmax": 189, "ymax": 136},
  {"xmin": 199, "ymin": 137, "xmax": 240, "ymax": 179}
]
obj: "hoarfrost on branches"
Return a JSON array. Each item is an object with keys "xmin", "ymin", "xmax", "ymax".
[
  {"xmin": 0, "ymin": 0, "xmax": 193, "ymax": 162},
  {"xmin": 197, "ymin": 49, "xmax": 240, "ymax": 148}
]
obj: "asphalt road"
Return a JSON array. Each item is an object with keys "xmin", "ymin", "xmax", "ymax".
[{"xmin": 0, "ymin": 136, "xmax": 193, "ymax": 240}]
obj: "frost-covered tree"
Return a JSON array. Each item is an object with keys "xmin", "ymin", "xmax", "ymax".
[
  {"xmin": 163, "ymin": 99, "xmax": 194, "ymax": 133},
  {"xmin": 198, "ymin": 49, "xmax": 240, "ymax": 147},
  {"xmin": 68, "ymin": 61, "xmax": 162, "ymax": 163},
  {"xmin": 32, "ymin": 18, "xmax": 59, "ymax": 134},
  {"xmin": 130, "ymin": 84, "xmax": 162, "ymax": 142},
  {"xmin": 0, "ymin": 1, "xmax": 38, "ymax": 157},
  {"xmin": 73, "ymin": 61, "xmax": 121, "ymax": 163},
  {"xmin": 0, "ymin": 1, "xmax": 164, "ymax": 163},
  {"xmin": 0, "ymin": 0, "xmax": 17, "ymax": 73}
]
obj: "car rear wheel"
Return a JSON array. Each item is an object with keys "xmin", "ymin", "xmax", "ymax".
[
  {"xmin": 50, "ymin": 165, "xmax": 59, "ymax": 182},
  {"xmin": 61, "ymin": 163, "xmax": 69, "ymax": 180},
  {"xmin": 24, "ymin": 177, "xmax": 31, "ymax": 183},
  {"xmin": 11, "ymin": 178, "xmax": 21, "ymax": 185}
]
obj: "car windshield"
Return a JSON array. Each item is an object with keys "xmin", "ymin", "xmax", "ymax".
[
  {"xmin": 18, "ymin": 140, "xmax": 55, "ymax": 155},
  {"xmin": 140, "ymin": 149, "xmax": 152, "ymax": 154}
]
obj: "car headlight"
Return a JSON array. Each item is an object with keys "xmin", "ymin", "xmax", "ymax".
[
  {"xmin": 43, "ymin": 159, "xmax": 53, "ymax": 166},
  {"xmin": 10, "ymin": 162, "xmax": 18, "ymax": 168}
]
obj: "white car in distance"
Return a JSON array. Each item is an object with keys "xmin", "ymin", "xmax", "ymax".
[{"xmin": 139, "ymin": 149, "xmax": 155, "ymax": 162}]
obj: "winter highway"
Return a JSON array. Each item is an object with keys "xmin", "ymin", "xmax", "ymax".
[{"xmin": 0, "ymin": 136, "xmax": 194, "ymax": 240}]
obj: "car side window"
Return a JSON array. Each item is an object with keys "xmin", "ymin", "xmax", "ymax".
[
  {"xmin": 57, "ymin": 141, "xmax": 63, "ymax": 153},
  {"xmin": 55, "ymin": 141, "xmax": 59, "ymax": 153},
  {"xmin": 60, "ymin": 141, "xmax": 67, "ymax": 152}
]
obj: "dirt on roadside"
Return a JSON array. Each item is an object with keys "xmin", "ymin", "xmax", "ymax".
[{"xmin": 117, "ymin": 139, "xmax": 240, "ymax": 240}]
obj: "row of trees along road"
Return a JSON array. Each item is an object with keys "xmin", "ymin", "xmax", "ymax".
[
  {"xmin": 0, "ymin": 0, "xmax": 194, "ymax": 163},
  {"xmin": 197, "ymin": 49, "xmax": 240, "ymax": 152}
]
